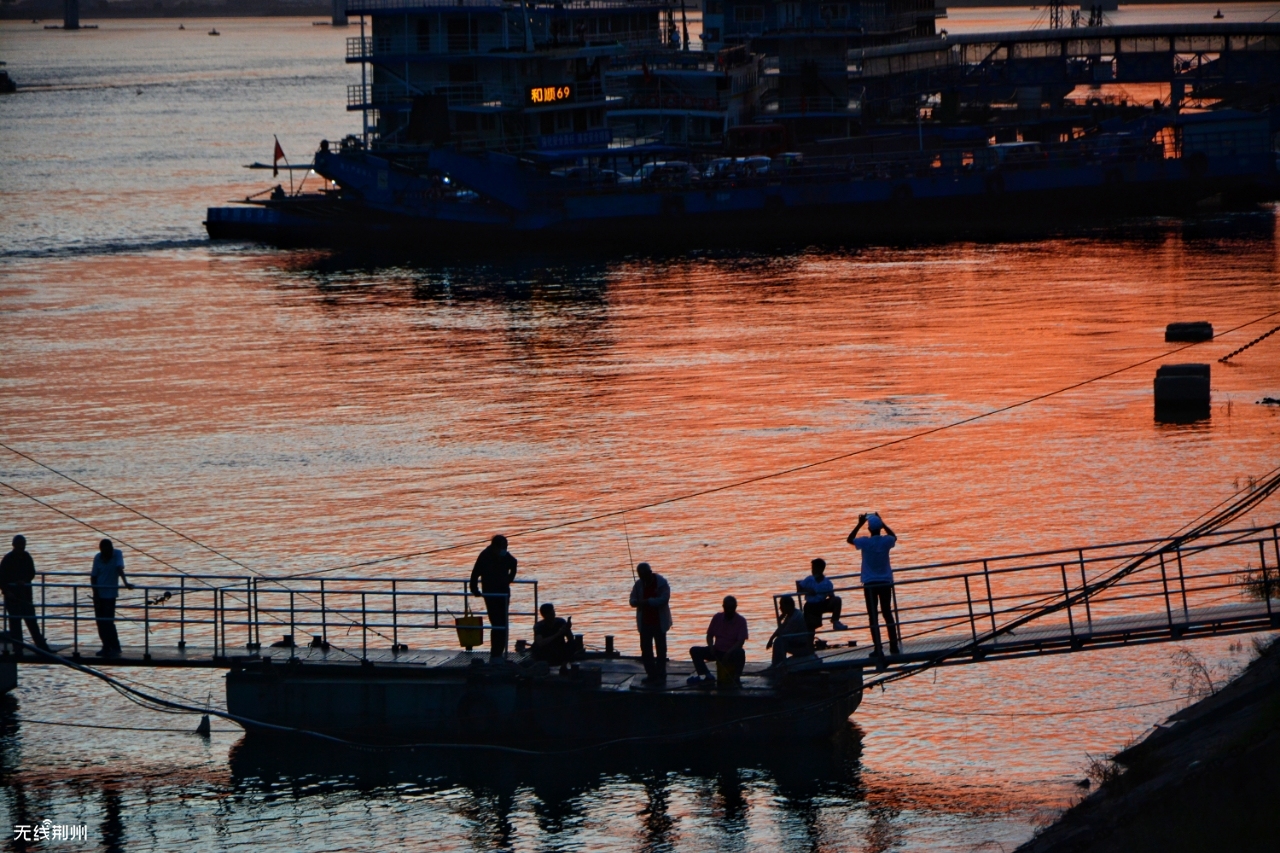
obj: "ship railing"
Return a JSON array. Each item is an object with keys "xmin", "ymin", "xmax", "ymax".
[
  {"xmin": 763, "ymin": 95, "xmax": 862, "ymax": 115},
  {"xmin": 614, "ymin": 92, "xmax": 726, "ymax": 112},
  {"xmin": 775, "ymin": 523, "xmax": 1280, "ymax": 666},
  {"xmin": 347, "ymin": 36, "xmax": 373, "ymax": 59},
  {"xmin": 4, "ymin": 573, "xmax": 540, "ymax": 661}
]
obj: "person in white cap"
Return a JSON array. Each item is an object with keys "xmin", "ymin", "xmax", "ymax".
[{"xmin": 847, "ymin": 512, "xmax": 899, "ymax": 657}]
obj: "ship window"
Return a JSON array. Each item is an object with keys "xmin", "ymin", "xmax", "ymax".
[
  {"xmin": 447, "ymin": 17, "xmax": 477, "ymax": 52},
  {"xmin": 481, "ymin": 114, "xmax": 496, "ymax": 131},
  {"xmin": 455, "ymin": 113, "xmax": 477, "ymax": 131},
  {"xmin": 734, "ymin": 6, "xmax": 764, "ymax": 23},
  {"xmin": 706, "ymin": 1, "xmax": 722, "ymax": 13}
]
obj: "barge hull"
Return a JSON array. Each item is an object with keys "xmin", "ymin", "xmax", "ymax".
[{"xmin": 225, "ymin": 658, "xmax": 862, "ymax": 745}]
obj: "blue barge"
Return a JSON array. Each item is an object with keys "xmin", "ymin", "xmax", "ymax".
[{"xmin": 204, "ymin": 0, "xmax": 1280, "ymax": 248}]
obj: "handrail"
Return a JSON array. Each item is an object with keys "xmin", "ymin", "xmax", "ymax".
[
  {"xmin": 778, "ymin": 523, "xmax": 1280, "ymax": 661},
  {"xmin": 4, "ymin": 574, "xmax": 540, "ymax": 661}
]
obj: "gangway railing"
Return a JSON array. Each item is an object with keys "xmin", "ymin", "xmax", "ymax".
[
  {"xmin": 780, "ymin": 523, "xmax": 1280, "ymax": 670},
  {"xmin": 1, "ymin": 573, "xmax": 538, "ymax": 662}
]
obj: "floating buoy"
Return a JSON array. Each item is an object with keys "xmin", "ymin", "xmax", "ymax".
[
  {"xmin": 1155, "ymin": 363, "xmax": 1210, "ymax": 421},
  {"xmin": 1165, "ymin": 321, "xmax": 1213, "ymax": 342}
]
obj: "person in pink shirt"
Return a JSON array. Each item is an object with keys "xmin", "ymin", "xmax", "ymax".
[{"xmin": 687, "ymin": 596, "xmax": 748, "ymax": 686}]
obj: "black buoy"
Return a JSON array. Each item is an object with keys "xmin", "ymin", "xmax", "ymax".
[
  {"xmin": 1165, "ymin": 321, "xmax": 1213, "ymax": 342},
  {"xmin": 195, "ymin": 714, "xmax": 211, "ymax": 737},
  {"xmin": 1155, "ymin": 363, "xmax": 1211, "ymax": 422}
]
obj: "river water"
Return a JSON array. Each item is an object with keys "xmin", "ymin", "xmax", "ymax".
[{"xmin": 3, "ymin": 7, "xmax": 1280, "ymax": 852}]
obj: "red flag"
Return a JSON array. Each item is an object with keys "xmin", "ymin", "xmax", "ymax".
[{"xmin": 273, "ymin": 137, "xmax": 285, "ymax": 177}]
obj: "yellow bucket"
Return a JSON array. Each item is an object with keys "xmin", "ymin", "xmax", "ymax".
[{"xmin": 455, "ymin": 602, "xmax": 483, "ymax": 650}]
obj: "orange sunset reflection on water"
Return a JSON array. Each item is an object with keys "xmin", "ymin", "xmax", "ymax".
[{"xmin": 3, "ymin": 220, "xmax": 1280, "ymax": 838}]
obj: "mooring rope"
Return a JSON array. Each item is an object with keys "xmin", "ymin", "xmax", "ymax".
[{"xmin": 1219, "ymin": 324, "xmax": 1279, "ymax": 362}]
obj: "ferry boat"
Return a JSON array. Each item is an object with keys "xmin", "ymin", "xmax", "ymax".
[{"xmin": 204, "ymin": 2, "xmax": 1280, "ymax": 249}]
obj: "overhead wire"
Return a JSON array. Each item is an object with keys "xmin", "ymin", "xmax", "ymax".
[
  {"xmin": 287, "ymin": 306, "xmax": 1280, "ymax": 578},
  {"xmin": 2, "ymin": 308, "xmax": 1277, "ymax": 583}
]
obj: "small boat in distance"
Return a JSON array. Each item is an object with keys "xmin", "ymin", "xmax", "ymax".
[
  {"xmin": 179, "ymin": 23, "xmax": 185, "ymax": 30},
  {"xmin": 1215, "ymin": 9, "xmax": 1225, "ymax": 18},
  {"xmin": 208, "ymin": 28, "xmax": 220, "ymax": 36}
]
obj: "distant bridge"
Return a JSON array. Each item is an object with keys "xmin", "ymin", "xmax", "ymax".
[{"xmin": 851, "ymin": 23, "xmax": 1280, "ymax": 116}]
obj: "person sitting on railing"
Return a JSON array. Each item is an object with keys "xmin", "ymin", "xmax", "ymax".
[
  {"xmin": 91, "ymin": 538, "xmax": 133, "ymax": 658},
  {"xmin": 797, "ymin": 558, "xmax": 848, "ymax": 632},
  {"xmin": 531, "ymin": 602, "xmax": 575, "ymax": 666},
  {"xmin": 470, "ymin": 534, "xmax": 518, "ymax": 660},
  {"xmin": 847, "ymin": 513, "xmax": 899, "ymax": 657},
  {"xmin": 687, "ymin": 596, "xmax": 748, "ymax": 687},
  {"xmin": 766, "ymin": 594, "xmax": 813, "ymax": 668},
  {"xmin": 1, "ymin": 535, "xmax": 50, "ymax": 654}
]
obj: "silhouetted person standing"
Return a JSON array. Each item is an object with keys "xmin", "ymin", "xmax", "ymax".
[
  {"xmin": 848, "ymin": 513, "xmax": 899, "ymax": 657},
  {"xmin": 471, "ymin": 535, "xmax": 518, "ymax": 659},
  {"xmin": 1, "ymin": 535, "xmax": 48, "ymax": 654},
  {"xmin": 91, "ymin": 538, "xmax": 132, "ymax": 657},
  {"xmin": 629, "ymin": 562, "xmax": 671, "ymax": 685}
]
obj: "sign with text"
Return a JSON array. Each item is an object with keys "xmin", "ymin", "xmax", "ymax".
[{"xmin": 528, "ymin": 84, "xmax": 573, "ymax": 106}]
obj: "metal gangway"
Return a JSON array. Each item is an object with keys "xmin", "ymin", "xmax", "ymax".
[
  {"xmin": 792, "ymin": 523, "xmax": 1280, "ymax": 673},
  {"xmin": 3, "ymin": 524, "xmax": 1277, "ymax": 672},
  {"xmin": 0, "ymin": 572, "xmax": 539, "ymax": 666}
]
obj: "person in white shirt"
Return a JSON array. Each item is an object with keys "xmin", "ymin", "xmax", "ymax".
[
  {"xmin": 90, "ymin": 538, "xmax": 133, "ymax": 657},
  {"xmin": 847, "ymin": 513, "xmax": 899, "ymax": 656},
  {"xmin": 796, "ymin": 558, "xmax": 847, "ymax": 632}
]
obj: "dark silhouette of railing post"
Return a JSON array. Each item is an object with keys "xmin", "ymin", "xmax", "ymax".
[
  {"xmin": 72, "ymin": 586, "xmax": 79, "ymax": 657},
  {"xmin": 391, "ymin": 581, "xmax": 398, "ymax": 652},
  {"xmin": 361, "ymin": 592, "xmax": 368, "ymax": 660},
  {"xmin": 982, "ymin": 560, "xmax": 997, "ymax": 635},
  {"xmin": 178, "ymin": 577, "xmax": 186, "ymax": 649},
  {"xmin": 1060, "ymin": 564, "xmax": 1077, "ymax": 644},
  {"xmin": 1174, "ymin": 544, "xmax": 1190, "ymax": 620},
  {"xmin": 1078, "ymin": 550, "xmax": 1094, "ymax": 633},
  {"xmin": 320, "ymin": 580, "xmax": 327, "ymax": 644},
  {"xmin": 1158, "ymin": 552, "xmax": 1179, "ymax": 636},
  {"xmin": 143, "ymin": 588, "xmax": 151, "ymax": 661},
  {"xmin": 963, "ymin": 575, "xmax": 979, "ymax": 646}
]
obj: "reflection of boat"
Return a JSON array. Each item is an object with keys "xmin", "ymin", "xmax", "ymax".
[
  {"xmin": 208, "ymin": 28, "xmax": 220, "ymax": 36},
  {"xmin": 229, "ymin": 727, "xmax": 864, "ymax": 799}
]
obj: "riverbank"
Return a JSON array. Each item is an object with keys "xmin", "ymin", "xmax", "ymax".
[{"xmin": 1017, "ymin": 634, "xmax": 1280, "ymax": 853}]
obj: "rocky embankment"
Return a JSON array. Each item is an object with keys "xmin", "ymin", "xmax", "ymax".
[{"xmin": 1017, "ymin": 636, "xmax": 1280, "ymax": 853}]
